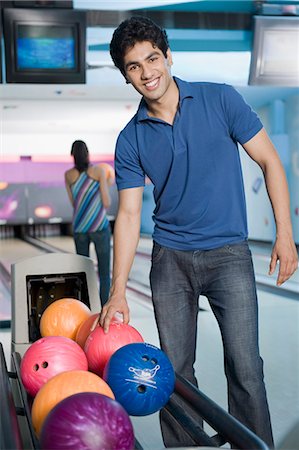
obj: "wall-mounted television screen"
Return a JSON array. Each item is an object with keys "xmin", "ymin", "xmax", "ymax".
[
  {"xmin": 248, "ymin": 15, "xmax": 299, "ymax": 86},
  {"xmin": 3, "ymin": 8, "xmax": 86, "ymax": 83}
]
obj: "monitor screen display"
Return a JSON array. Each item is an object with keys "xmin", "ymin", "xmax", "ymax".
[
  {"xmin": 3, "ymin": 8, "xmax": 86, "ymax": 83},
  {"xmin": 17, "ymin": 24, "xmax": 76, "ymax": 70},
  {"xmin": 249, "ymin": 15, "xmax": 299, "ymax": 86}
]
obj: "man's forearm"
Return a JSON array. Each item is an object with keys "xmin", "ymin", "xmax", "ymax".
[
  {"xmin": 263, "ymin": 157, "xmax": 294, "ymax": 238},
  {"xmin": 263, "ymin": 157, "xmax": 298, "ymax": 284},
  {"xmin": 110, "ymin": 210, "xmax": 141, "ymax": 295}
]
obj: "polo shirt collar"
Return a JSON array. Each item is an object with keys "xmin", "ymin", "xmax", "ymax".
[
  {"xmin": 175, "ymin": 76, "xmax": 194, "ymax": 102},
  {"xmin": 136, "ymin": 76, "xmax": 194, "ymax": 122}
]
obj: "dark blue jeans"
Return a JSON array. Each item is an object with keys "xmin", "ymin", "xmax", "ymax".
[
  {"xmin": 150, "ymin": 241, "xmax": 274, "ymax": 448},
  {"xmin": 74, "ymin": 226, "xmax": 111, "ymax": 306}
]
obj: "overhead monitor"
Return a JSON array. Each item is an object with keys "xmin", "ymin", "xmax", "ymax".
[
  {"xmin": 248, "ymin": 15, "xmax": 299, "ymax": 86},
  {"xmin": 3, "ymin": 8, "xmax": 86, "ymax": 83}
]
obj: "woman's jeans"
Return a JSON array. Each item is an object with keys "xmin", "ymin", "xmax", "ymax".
[
  {"xmin": 74, "ymin": 226, "xmax": 111, "ymax": 306},
  {"xmin": 150, "ymin": 240, "xmax": 274, "ymax": 448}
]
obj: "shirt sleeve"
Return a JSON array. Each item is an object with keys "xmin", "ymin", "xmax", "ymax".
[
  {"xmin": 222, "ymin": 84, "xmax": 263, "ymax": 145},
  {"xmin": 115, "ymin": 132, "xmax": 145, "ymax": 191}
]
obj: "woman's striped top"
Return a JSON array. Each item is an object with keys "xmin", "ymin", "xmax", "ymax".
[{"xmin": 71, "ymin": 171, "xmax": 109, "ymax": 233}]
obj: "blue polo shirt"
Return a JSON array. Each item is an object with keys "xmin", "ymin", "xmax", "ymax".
[{"xmin": 115, "ymin": 77, "xmax": 263, "ymax": 250}]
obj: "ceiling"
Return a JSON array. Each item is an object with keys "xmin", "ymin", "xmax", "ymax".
[
  {"xmin": 73, "ymin": 0, "xmax": 256, "ymax": 13},
  {"xmin": 74, "ymin": 1, "xmax": 208, "ymax": 11},
  {"xmin": 0, "ymin": 0, "xmax": 298, "ymax": 108}
]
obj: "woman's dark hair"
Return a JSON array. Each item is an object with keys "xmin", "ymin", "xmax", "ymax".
[
  {"xmin": 110, "ymin": 16, "xmax": 169, "ymax": 77},
  {"xmin": 71, "ymin": 140, "xmax": 90, "ymax": 172}
]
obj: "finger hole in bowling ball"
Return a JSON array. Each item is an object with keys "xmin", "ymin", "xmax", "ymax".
[
  {"xmin": 42, "ymin": 361, "xmax": 48, "ymax": 369},
  {"xmin": 33, "ymin": 364, "xmax": 39, "ymax": 371},
  {"xmin": 137, "ymin": 385, "xmax": 146, "ymax": 394},
  {"xmin": 150, "ymin": 358, "xmax": 157, "ymax": 364},
  {"xmin": 142, "ymin": 355, "xmax": 149, "ymax": 362}
]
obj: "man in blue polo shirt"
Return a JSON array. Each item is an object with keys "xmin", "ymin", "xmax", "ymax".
[{"xmin": 100, "ymin": 16, "xmax": 298, "ymax": 448}]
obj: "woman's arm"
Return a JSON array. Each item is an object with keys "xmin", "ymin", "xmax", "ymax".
[
  {"xmin": 95, "ymin": 165, "xmax": 111, "ymax": 209},
  {"xmin": 64, "ymin": 171, "xmax": 74, "ymax": 207}
]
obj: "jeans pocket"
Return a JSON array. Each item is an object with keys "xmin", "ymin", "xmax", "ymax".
[
  {"xmin": 225, "ymin": 242, "xmax": 251, "ymax": 259},
  {"xmin": 152, "ymin": 242, "xmax": 166, "ymax": 264}
]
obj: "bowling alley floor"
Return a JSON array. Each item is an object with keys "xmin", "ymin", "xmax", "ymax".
[{"xmin": 0, "ymin": 236, "xmax": 298, "ymax": 449}]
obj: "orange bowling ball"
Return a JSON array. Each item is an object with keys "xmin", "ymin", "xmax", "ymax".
[
  {"xmin": 40, "ymin": 298, "xmax": 92, "ymax": 340},
  {"xmin": 75, "ymin": 313, "xmax": 99, "ymax": 349},
  {"xmin": 31, "ymin": 369, "xmax": 115, "ymax": 437}
]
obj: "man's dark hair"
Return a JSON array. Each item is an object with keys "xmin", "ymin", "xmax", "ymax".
[
  {"xmin": 110, "ymin": 16, "xmax": 169, "ymax": 77},
  {"xmin": 71, "ymin": 140, "xmax": 90, "ymax": 172}
]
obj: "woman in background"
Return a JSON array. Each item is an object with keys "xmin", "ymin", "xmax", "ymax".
[{"xmin": 65, "ymin": 140, "xmax": 111, "ymax": 306}]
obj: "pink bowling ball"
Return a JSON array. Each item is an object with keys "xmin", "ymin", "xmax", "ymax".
[{"xmin": 20, "ymin": 336, "xmax": 88, "ymax": 397}]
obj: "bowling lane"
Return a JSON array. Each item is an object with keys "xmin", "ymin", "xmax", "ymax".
[
  {"xmin": 249, "ymin": 241, "xmax": 299, "ymax": 297},
  {"xmin": 36, "ymin": 235, "xmax": 76, "ymax": 254},
  {"xmin": 38, "ymin": 234, "xmax": 152, "ymax": 286},
  {"xmin": 0, "ymin": 237, "xmax": 46, "ymax": 272}
]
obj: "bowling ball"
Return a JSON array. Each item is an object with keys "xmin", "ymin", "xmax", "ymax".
[
  {"xmin": 75, "ymin": 313, "xmax": 99, "ymax": 349},
  {"xmin": 40, "ymin": 392, "xmax": 134, "ymax": 450},
  {"xmin": 104, "ymin": 342, "xmax": 175, "ymax": 416},
  {"xmin": 20, "ymin": 336, "xmax": 88, "ymax": 397},
  {"xmin": 40, "ymin": 298, "xmax": 92, "ymax": 340},
  {"xmin": 84, "ymin": 320, "xmax": 144, "ymax": 376},
  {"xmin": 31, "ymin": 369, "xmax": 114, "ymax": 437}
]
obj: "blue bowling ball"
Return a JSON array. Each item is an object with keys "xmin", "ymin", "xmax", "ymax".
[{"xmin": 103, "ymin": 342, "xmax": 175, "ymax": 416}]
